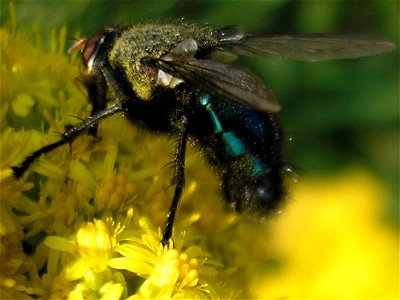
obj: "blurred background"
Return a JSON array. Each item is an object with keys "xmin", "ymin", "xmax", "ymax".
[{"xmin": 1, "ymin": 0, "xmax": 398, "ymax": 297}]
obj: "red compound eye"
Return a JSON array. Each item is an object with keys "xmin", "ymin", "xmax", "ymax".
[{"xmin": 81, "ymin": 31, "xmax": 105, "ymax": 68}]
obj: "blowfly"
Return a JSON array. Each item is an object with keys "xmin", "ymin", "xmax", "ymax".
[{"xmin": 12, "ymin": 22, "xmax": 396, "ymax": 244}]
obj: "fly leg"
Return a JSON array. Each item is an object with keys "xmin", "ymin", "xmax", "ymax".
[
  {"xmin": 12, "ymin": 104, "xmax": 124, "ymax": 178},
  {"xmin": 161, "ymin": 115, "xmax": 189, "ymax": 246}
]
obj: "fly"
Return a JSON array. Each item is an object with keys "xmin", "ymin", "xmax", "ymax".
[{"xmin": 12, "ymin": 22, "xmax": 396, "ymax": 245}]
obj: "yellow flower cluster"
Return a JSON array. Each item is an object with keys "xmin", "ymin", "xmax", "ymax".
[
  {"xmin": 252, "ymin": 171, "xmax": 398, "ymax": 298},
  {"xmin": 41, "ymin": 212, "xmax": 220, "ymax": 299}
]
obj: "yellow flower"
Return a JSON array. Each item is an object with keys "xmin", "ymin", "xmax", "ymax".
[
  {"xmin": 45, "ymin": 218, "xmax": 118, "ymax": 281},
  {"xmin": 95, "ymin": 171, "xmax": 137, "ymax": 212},
  {"xmin": 67, "ymin": 269, "xmax": 126, "ymax": 300},
  {"xmin": 251, "ymin": 170, "xmax": 398, "ymax": 299},
  {"xmin": 109, "ymin": 217, "xmax": 221, "ymax": 299},
  {"xmin": 44, "ymin": 217, "xmax": 128, "ymax": 298},
  {"xmin": 43, "ymin": 209, "xmax": 220, "ymax": 299}
]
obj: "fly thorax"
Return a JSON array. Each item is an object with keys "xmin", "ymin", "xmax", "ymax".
[
  {"xmin": 108, "ymin": 48, "xmax": 158, "ymax": 101},
  {"xmin": 108, "ymin": 23, "xmax": 217, "ymax": 101},
  {"xmin": 108, "ymin": 24, "xmax": 190, "ymax": 101}
]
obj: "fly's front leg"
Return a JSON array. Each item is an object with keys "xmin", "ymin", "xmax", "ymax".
[
  {"xmin": 162, "ymin": 115, "xmax": 189, "ymax": 246},
  {"xmin": 12, "ymin": 104, "xmax": 124, "ymax": 178}
]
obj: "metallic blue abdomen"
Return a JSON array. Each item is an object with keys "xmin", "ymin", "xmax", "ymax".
[{"xmin": 190, "ymin": 94, "xmax": 285, "ymax": 213}]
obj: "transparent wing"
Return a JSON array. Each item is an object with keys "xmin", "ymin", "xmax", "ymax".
[
  {"xmin": 218, "ymin": 31, "xmax": 396, "ymax": 61},
  {"xmin": 155, "ymin": 54, "xmax": 281, "ymax": 112}
]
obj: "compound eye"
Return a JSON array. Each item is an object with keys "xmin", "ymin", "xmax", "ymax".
[{"xmin": 81, "ymin": 31, "xmax": 105, "ymax": 70}]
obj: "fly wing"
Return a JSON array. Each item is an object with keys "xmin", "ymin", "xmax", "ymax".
[
  {"xmin": 224, "ymin": 34, "xmax": 396, "ymax": 62},
  {"xmin": 156, "ymin": 54, "xmax": 281, "ymax": 112}
]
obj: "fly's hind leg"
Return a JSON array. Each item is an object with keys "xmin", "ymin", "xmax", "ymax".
[{"xmin": 161, "ymin": 115, "xmax": 189, "ymax": 246}]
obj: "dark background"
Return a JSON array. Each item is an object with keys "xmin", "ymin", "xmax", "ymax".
[{"xmin": 1, "ymin": 0, "xmax": 398, "ymax": 221}]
